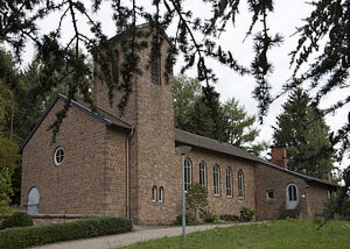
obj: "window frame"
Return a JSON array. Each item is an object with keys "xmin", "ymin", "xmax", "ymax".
[
  {"xmin": 54, "ymin": 147, "xmax": 64, "ymax": 166},
  {"xmin": 184, "ymin": 158, "xmax": 192, "ymax": 192},
  {"xmin": 226, "ymin": 167, "xmax": 233, "ymax": 197},
  {"xmin": 152, "ymin": 186, "xmax": 157, "ymax": 202},
  {"xmin": 199, "ymin": 161, "xmax": 207, "ymax": 188},
  {"xmin": 112, "ymin": 49, "xmax": 119, "ymax": 84},
  {"xmin": 151, "ymin": 54, "xmax": 161, "ymax": 85},
  {"xmin": 159, "ymin": 186, "xmax": 164, "ymax": 203},
  {"xmin": 213, "ymin": 164, "xmax": 220, "ymax": 196},
  {"xmin": 238, "ymin": 169, "xmax": 245, "ymax": 199}
]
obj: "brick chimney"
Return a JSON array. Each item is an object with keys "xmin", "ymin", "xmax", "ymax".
[
  {"xmin": 323, "ymin": 172, "xmax": 330, "ymax": 182},
  {"xmin": 271, "ymin": 148, "xmax": 288, "ymax": 169}
]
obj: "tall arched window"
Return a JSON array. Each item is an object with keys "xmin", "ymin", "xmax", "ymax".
[
  {"xmin": 238, "ymin": 169, "xmax": 245, "ymax": 199},
  {"xmin": 112, "ymin": 49, "xmax": 119, "ymax": 84},
  {"xmin": 159, "ymin": 186, "xmax": 164, "ymax": 203},
  {"xmin": 152, "ymin": 186, "xmax": 157, "ymax": 202},
  {"xmin": 184, "ymin": 158, "xmax": 192, "ymax": 192},
  {"xmin": 213, "ymin": 164, "xmax": 220, "ymax": 196},
  {"xmin": 226, "ymin": 167, "xmax": 233, "ymax": 197},
  {"xmin": 199, "ymin": 162, "xmax": 207, "ymax": 187}
]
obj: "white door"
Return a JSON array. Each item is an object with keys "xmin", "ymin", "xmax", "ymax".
[
  {"xmin": 28, "ymin": 187, "xmax": 40, "ymax": 215},
  {"xmin": 286, "ymin": 184, "xmax": 299, "ymax": 210}
]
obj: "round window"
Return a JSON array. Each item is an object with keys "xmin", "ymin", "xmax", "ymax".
[{"xmin": 54, "ymin": 147, "xmax": 64, "ymax": 166}]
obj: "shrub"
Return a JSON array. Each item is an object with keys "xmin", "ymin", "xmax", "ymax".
[
  {"xmin": 186, "ymin": 184, "xmax": 209, "ymax": 220},
  {"xmin": 240, "ymin": 207, "xmax": 256, "ymax": 222},
  {"xmin": 0, "ymin": 216, "xmax": 132, "ymax": 249},
  {"xmin": 175, "ymin": 212, "xmax": 197, "ymax": 225},
  {"xmin": 0, "ymin": 212, "xmax": 33, "ymax": 230},
  {"xmin": 220, "ymin": 214, "xmax": 240, "ymax": 222},
  {"xmin": 200, "ymin": 209, "xmax": 218, "ymax": 223}
]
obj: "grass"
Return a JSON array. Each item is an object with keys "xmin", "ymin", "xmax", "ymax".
[{"xmin": 119, "ymin": 220, "xmax": 350, "ymax": 249}]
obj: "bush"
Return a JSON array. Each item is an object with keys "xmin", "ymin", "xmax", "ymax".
[
  {"xmin": 220, "ymin": 214, "xmax": 240, "ymax": 222},
  {"xmin": 240, "ymin": 207, "xmax": 256, "ymax": 222},
  {"xmin": 0, "ymin": 212, "xmax": 33, "ymax": 230},
  {"xmin": 200, "ymin": 209, "xmax": 218, "ymax": 223},
  {"xmin": 175, "ymin": 212, "xmax": 197, "ymax": 225},
  {"xmin": 0, "ymin": 216, "xmax": 132, "ymax": 249}
]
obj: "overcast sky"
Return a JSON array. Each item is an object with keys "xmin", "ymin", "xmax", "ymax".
[{"xmin": 22, "ymin": 1, "xmax": 349, "ymax": 168}]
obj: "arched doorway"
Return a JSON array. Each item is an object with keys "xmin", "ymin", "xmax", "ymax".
[
  {"xmin": 286, "ymin": 183, "xmax": 299, "ymax": 210},
  {"xmin": 28, "ymin": 187, "xmax": 40, "ymax": 215}
]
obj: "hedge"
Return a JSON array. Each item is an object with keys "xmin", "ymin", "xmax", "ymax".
[{"xmin": 0, "ymin": 216, "xmax": 132, "ymax": 249}]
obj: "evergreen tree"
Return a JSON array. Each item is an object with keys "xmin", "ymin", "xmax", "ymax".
[
  {"xmin": 174, "ymin": 75, "xmax": 265, "ymax": 155},
  {"xmin": 272, "ymin": 88, "xmax": 335, "ymax": 178}
]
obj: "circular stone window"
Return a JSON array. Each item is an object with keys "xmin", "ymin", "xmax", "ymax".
[{"xmin": 54, "ymin": 147, "xmax": 64, "ymax": 166}]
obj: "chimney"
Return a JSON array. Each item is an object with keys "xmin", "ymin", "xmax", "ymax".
[
  {"xmin": 271, "ymin": 148, "xmax": 288, "ymax": 169},
  {"xmin": 323, "ymin": 172, "xmax": 330, "ymax": 182}
]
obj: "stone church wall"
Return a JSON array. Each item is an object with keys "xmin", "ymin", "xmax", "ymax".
[{"xmin": 21, "ymin": 99, "xmax": 108, "ymax": 215}]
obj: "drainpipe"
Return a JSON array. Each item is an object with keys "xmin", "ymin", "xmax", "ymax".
[{"xmin": 126, "ymin": 128, "xmax": 134, "ymax": 218}]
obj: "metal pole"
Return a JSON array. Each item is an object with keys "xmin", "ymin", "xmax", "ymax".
[{"xmin": 182, "ymin": 154, "xmax": 186, "ymax": 238}]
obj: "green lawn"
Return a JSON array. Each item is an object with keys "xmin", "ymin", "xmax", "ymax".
[{"xmin": 120, "ymin": 220, "xmax": 350, "ymax": 249}]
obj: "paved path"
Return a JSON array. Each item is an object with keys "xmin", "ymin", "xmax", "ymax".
[{"xmin": 33, "ymin": 222, "xmax": 260, "ymax": 249}]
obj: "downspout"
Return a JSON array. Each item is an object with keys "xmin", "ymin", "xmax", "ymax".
[{"xmin": 126, "ymin": 128, "xmax": 134, "ymax": 218}]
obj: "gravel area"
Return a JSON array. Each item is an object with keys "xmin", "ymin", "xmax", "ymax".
[{"xmin": 32, "ymin": 222, "xmax": 260, "ymax": 249}]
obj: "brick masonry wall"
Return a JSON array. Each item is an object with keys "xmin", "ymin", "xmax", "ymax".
[
  {"xmin": 306, "ymin": 183, "xmax": 330, "ymax": 218},
  {"xmin": 182, "ymin": 147, "xmax": 256, "ymax": 217},
  {"xmin": 255, "ymin": 164, "xmax": 308, "ymax": 220},
  {"xmin": 105, "ymin": 127, "xmax": 127, "ymax": 217},
  {"xmin": 21, "ymin": 99, "xmax": 109, "ymax": 215}
]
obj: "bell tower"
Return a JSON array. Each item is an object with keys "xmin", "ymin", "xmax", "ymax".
[{"xmin": 93, "ymin": 24, "xmax": 180, "ymax": 224}]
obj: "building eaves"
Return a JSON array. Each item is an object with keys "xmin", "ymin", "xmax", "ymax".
[
  {"xmin": 18, "ymin": 94, "xmax": 134, "ymax": 154},
  {"xmin": 174, "ymin": 128, "xmax": 338, "ymax": 188}
]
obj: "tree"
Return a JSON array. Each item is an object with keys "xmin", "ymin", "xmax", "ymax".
[
  {"xmin": 221, "ymin": 97, "xmax": 264, "ymax": 156},
  {"xmin": 272, "ymin": 88, "xmax": 335, "ymax": 178},
  {"xmin": 174, "ymin": 75, "xmax": 265, "ymax": 155},
  {"xmin": 186, "ymin": 183, "xmax": 209, "ymax": 220},
  {"xmin": 1, "ymin": 0, "xmax": 349, "ymax": 222}
]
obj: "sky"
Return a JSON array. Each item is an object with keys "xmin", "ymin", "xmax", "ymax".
[{"xmin": 21, "ymin": 1, "xmax": 349, "ymax": 168}]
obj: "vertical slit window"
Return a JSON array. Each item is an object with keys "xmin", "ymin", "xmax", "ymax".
[
  {"xmin": 213, "ymin": 164, "xmax": 220, "ymax": 196},
  {"xmin": 159, "ymin": 186, "xmax": 164, "ymax": 203},
  {"xmin": 226, "ymin": 167, "xmax": 233, "ymax": 197},
  {"xmin": 238, "ymin": 169, "xmax": 245, "ymax": 199},
  {"xmin": 199, "ymin": 162, "xmax": 207, "ymax": 187},
  {"xmin": 151, "ymin": 55, "xmax": 161, "ymax": 85},
  {"xmin": 152, "ymin": 186, "xmax": 157, "ymax": 202},
  {"xmin": 184, "ymin": 158, "xmax": 192, "ymax": 192},
  {"xmin": 112, "ymin": 50, "xmax": 119, "ymax": 84}
]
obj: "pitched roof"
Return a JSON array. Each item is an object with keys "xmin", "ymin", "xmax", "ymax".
[
  {"xmin": 18, "ymin": 94, "xmax": 133, "ymax": 154},
  {"xmin": 174, "ymin": 129, "xmax": 337, "ymax": 188}
]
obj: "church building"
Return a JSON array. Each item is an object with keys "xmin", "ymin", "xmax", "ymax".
[{"xmin": 19, "ymin": 24, "xmax": 337, "ymax": 225}]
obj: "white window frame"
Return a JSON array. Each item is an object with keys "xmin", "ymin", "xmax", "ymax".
[
  {"xmin": 152, "ymin": 186, "xmax": 157, "ymax": 202},
  {"xmin": 213, "ymin": 164, "xmax": 220, "ymax": 196},
  {"xmin": 238, "ymin": 169, "xmax": 245, "ymax": 199},
  {"xmin": 226, "ymin": 167, "xmax": 233, "ymax": 197},
  {"xmin": 199, "ymin": 162, "xmax": 207, "ymax": 187},
  {"xmin": 54, "ymin": 147, "xmax": 64, "ymax": 166},
  {"xmin": 184, "ymin": 158, "xmax": 192, "ymax": 192},
  {"xmin": 159, "ymin": 186, "xmax": 164, "ymax": 203}
]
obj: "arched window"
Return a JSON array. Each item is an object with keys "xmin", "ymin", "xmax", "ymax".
[
  {"xmin": 213, "ymin": 164, "xmax": 220, "ymax": 196},
  {"xmin": 112, "ymin": 49, "xmax": 119, "ymax": 84},
  {"xmin": 287, "ymin": 184, "xmax": 298, "ymax": 201},
  {"xmin": 286, "ymin": 183, "xmax": 299, "ymax": 210},
  {"xmin": 152, "ymin": 186, "xmax": 157, "ymax": 202},
  {"xmin": 199, "ymin": 162, "xmax": 207, "ymax": 187},
  {"xmin": 238, "ymin": 169, "xmax": 245, "ymax": 199},
  {"xmin": 184, "ymin": 158, "xmax": 192, "ymax": 192},
  {"xmin": 226, "ymin": 167, "xmax": 233, "ymax": 197},
  {"xmin": 159, "ymin": 186, "xmax": 164, "ymax": 203},
  {"xmin": 151, "ymin": 54, "xmax": 161, "ymax": 85}
]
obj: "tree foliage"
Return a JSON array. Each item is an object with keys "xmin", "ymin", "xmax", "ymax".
[
  {"xmin": 186, "ymin": 183, "xmax": 209, "ymax": 220},
  {"xmin": 272, "ymin": 88, "xmax": 335, "ymax": 178},
  {"xmin": 174, "ymin": 75, "xmax": 264, "ymax": 155},
  {"xmin": 1, "ymin": 0, "xmax": 350, "ymax": 223}
]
